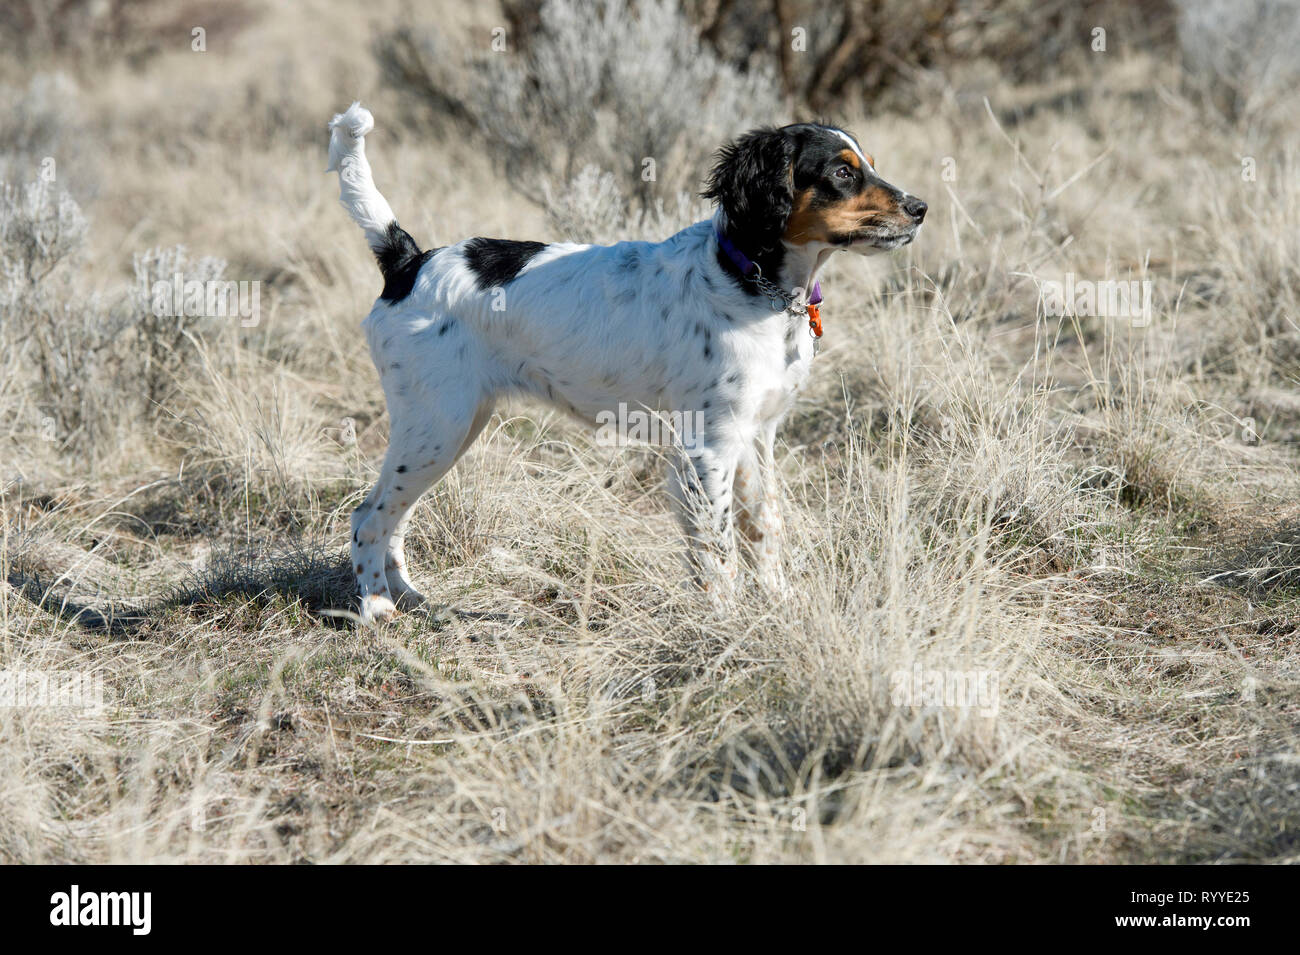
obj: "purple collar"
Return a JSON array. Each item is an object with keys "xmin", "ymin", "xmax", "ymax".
[{"xmin": 714, "ymin": 227, "xmax": 822, "ymax": 305}]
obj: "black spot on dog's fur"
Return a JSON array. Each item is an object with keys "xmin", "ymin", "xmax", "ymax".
[
  {"xmin": 464, "ymin": 238, "xmax": 547, "ymax": 291},
  {"xmin": 616, "ymin": 246, "xmax": 640, "ymax": 271},
  {"xmin": 375, "ymin": 222, "xmax": 442, "ymax": 302}
]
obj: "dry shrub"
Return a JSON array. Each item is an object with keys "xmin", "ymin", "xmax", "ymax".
[
  {"xmin": 1176, "ymin": 0, "xmax": 1300, "ymax": 126},
  {"xmin": 377, "ymin": 0, "xmax": 780, "ymax": 217},
  {"xmin": 0, "ymin": 0, "xmax": 256, "ymax": 72},
  {"xmin": 686, "ymin": 0, "xmax": 1178, "ymax": 110},
  {"xmin": 0, "ymin": 177, "xmax": 243, "ymax": 468}
]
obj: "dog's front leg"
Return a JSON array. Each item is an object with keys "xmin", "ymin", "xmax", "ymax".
[
  {"xmin": 667, "ymin": 444, "xmax": 739, "ymax": 608},
  {"xmin": 734, "ymin": 433, "xmax": 789, "ymax": 595}
]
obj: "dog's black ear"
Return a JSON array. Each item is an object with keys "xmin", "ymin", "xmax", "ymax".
[{"xmin": 702, "ymin": 127, "xmax": 797, "ymax": 254}]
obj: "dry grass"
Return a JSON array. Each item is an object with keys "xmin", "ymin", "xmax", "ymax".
[{"xmin": 1, "ymin": 0, "xmax": 1299, "ymax": 864}]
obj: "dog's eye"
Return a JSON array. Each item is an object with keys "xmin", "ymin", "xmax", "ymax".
[{"xmin": 833, "ymin": 165, "xmax": 853, "ymax": 180}]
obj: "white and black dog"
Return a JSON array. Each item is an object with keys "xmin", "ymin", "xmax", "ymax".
[{"xmin": 327, "ymin": 103, "xmax": 925, "ymax": 622}]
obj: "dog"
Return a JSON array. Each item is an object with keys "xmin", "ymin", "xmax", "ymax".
[{"xmin": 327, "ymin": 103, "xmax": 925, "ymax": 622}]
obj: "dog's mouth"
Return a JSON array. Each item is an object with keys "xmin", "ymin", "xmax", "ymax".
[{"xmin": 831, "ymin": 226, "xmax": 919, "ymax": 251}]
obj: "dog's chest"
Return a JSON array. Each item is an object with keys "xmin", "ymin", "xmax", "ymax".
[{"xmin": 749, "ymin": 314, "xmax": 815, "ymax": 421}]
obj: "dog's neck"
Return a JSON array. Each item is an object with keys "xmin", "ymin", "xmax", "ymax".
[
  {"xmin": 713, "ymin": 212, "xmax": 830, "ymax": 304},
  {"xmin": 779, "ymin": 242, "xmax": 835, "ymax": 304}
]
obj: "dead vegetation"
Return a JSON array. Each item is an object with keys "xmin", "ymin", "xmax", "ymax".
[{"xmin": 1, "ymin": 0, "xmax": 1299, "ymax": 863}]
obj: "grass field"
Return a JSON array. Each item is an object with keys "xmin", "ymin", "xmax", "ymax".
[{"xmin": 2, "ymin": 0, "xmax": 1299, "ymax": 863}]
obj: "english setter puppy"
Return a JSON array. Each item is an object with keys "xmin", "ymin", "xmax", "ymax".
[{"xmin": 327, "ymin": 103, "xmax": 925, "ymax": 622}]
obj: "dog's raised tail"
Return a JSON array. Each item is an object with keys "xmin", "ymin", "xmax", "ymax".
[{"xmin": 327, "ymin": 102, "xmax": 423, "ymax": 296}]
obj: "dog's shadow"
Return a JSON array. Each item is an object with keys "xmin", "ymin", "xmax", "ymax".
[
  {"xmin": 10, "ymin": 541, "xmax": 363, "ymax": 636},
  {"xmin": 7, "ymin": 569, "xmax": 152, "ymax": 636},
  {"xmin": 9, "ymin": 539, "xmax": 524, "ymax": 636}
]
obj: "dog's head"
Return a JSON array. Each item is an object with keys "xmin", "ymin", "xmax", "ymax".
[{"xmin": 702, "ymin": 123, "xmax": 926, "ymax": 258}]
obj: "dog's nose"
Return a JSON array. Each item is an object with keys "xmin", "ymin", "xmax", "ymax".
[{"xmin": 903, "ymin": 196, "xmax": 927, "ymax": 223}]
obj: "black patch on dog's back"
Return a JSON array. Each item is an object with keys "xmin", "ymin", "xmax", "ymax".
[
  {"xmin": 464, "ymin": 238, "xmax": 547, "ymax": 290},
  {"xmin": 375, "ymin": 221, "xmax": 442, "ymax": 302}
]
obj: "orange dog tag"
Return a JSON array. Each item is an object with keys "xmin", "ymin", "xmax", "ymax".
[{"xmin": 807, "ymin": 302, "xmax": 823, "ymax": 338}]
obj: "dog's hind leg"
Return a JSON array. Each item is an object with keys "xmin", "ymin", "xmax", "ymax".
[
  {"xmin": 351, "ymin": 401, "xmax": 482, "ymax": 624},
  {"xmin": 383, "ymin": 401, "xmax": 495, "ymax": 608}
]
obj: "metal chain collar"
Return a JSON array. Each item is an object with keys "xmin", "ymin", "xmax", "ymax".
[{"xmin": 748, "ymin": 267, "xmax": 808, "ymax": 316}]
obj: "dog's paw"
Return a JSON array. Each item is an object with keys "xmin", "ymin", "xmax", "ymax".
[
  {"xmin": 359, "ymin": 593, "xmax": 398, "ymax": 625},
  {"xmin": 699, "ymin": 574, "xmax": 739, "ymax": 615},
  {"xmin": 758, "ymin": 567, "xmax": 791, "ymax": 599}
]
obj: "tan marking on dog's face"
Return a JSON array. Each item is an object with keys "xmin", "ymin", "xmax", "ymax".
[
  {"xmin": 838, "ymin": 148, "xmax": 860, "ymax": 170},
  {"xmin": 783, "ymin": 184, "xmax": 911, "ymax": 245},
  {"xmin": 784, "ymin": 188, "xmax": 831, "ymax": 243}
]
